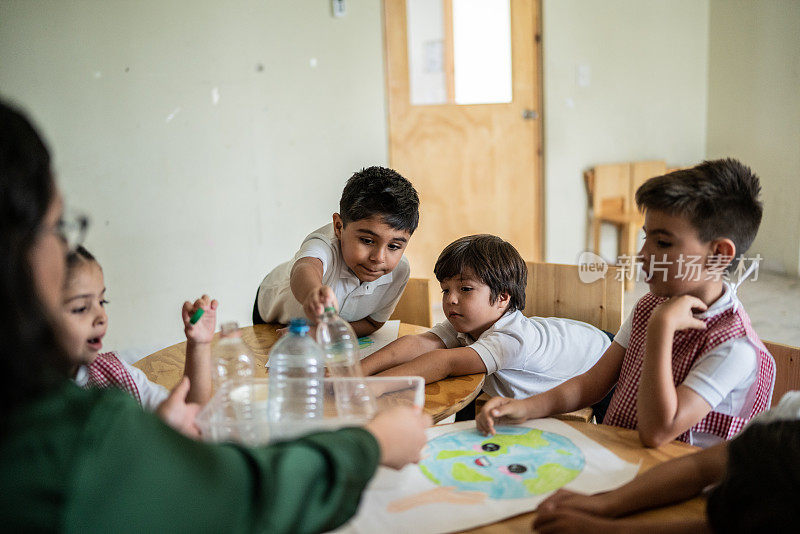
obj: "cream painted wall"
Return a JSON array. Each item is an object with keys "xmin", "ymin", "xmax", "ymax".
[
  {"xmin": 542, "ymin": 0, "xmax": 710, "ymax": 264},
  {"xmin": 706, "ymin": 0, "xmax": 800, "ymax": 276},
  {"xmin": 0, "ymin": 1, "xmax": 388, "ymax": 359}
]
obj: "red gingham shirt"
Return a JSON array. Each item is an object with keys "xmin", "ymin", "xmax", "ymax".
[
  {"xmin": 603, "ymin": 292, "xmax": 775, "ymax": 444},
  {"xmin": 86, "ymin": 352, "xmax": 142, "ymax": 405}
]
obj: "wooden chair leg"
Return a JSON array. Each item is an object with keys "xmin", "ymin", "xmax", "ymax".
[{"xmin": 592, "ymin": 217, "xmax": 601, "ymax": 255}]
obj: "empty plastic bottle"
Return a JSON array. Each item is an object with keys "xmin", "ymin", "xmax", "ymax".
[
  {"xmin": 267, "ymin": 318, "xmax": 325, "ymax": 439},
  {"xmin": 316, "ymin": 307, "xmax": 377, "ymax": 420},
  {"xmin": 213, "ymin": 321, "xmax": 259, "ymax": 442},
  {"xmin": 213, "ymin": 321, "xmax": 255, "ymax": 389}
]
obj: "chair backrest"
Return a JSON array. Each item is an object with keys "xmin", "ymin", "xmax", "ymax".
[
  {"xmin": 588, "ymin": 163, "xmax": 631, "ymax": 217},
  {"xmin": 765, "ymin": 340, "xmax": 800, "ymax": 407},
  {"xmin": 389, "ymin": 277, "xmax": 432, "ymax": 327},
  {"xmin": 630, "ymin": 160, "xmax": 667, "ymax": 201},
  {"xmin": 522, "ymin": 262, "xmax": 624, "ymax": 333}
]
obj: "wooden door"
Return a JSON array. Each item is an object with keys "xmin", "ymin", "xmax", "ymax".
[{"xmin": 384, "ymin": 0, "xmax": 543, "ymax": 297}]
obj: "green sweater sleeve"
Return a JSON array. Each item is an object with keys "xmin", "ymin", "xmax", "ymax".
[{"xmin": 61, "ymin": 387, "xmax": 380, "ymax": 533}]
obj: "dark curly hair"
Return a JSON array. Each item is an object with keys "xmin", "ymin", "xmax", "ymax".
[{"xmin": 0, "ymin": 100, "xmax": 69, "ymax": 430}]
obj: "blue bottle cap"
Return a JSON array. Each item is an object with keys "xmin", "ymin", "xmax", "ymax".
[{"xmin": 288, "ymin": 318, "xmax": 310, "ymax": 335}]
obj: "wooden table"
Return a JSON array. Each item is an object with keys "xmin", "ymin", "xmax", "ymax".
[
  {"xmin": 134, "ymin": 323, "xmax": 484, "ymax": 423},
  {"xmin": 460, "ymin": 420, "xmax": 705, "ymax": 533}
]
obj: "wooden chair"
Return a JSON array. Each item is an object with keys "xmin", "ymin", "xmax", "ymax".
[
  {"xmin": 766, "ymin": 340, "xmax": 800, "ymax": 407},
  {"xmin": 389, "ymin": 277, "xmax": 432, "ymax": 327},
  {"xmin": 511, "ymin": 262, "xmax": 624, "ymax": 422},
  {"xmin": 522, "ymin": 261, "xmax": 624, "ymax": 333},
  {"xmin": 585, "ymin": 160, "xmax": 667, "ymax": 290}
]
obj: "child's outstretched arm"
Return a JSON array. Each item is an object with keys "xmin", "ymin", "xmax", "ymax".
[
  {"xmin": 290, "ymin": 257, "xmax": 337, "ymax": 323},
  {"xmin": 536, "ymin": 441, "xmax": 727, "ymax": 519},
  {"xmin": 349, "ymin": 316, "xmax": 385, "ymax": 337},
  {"xmin": 476, "ymin": 341, "xmax": 626, "ymax": 435},
  {"xmin": 181, "ymin": 294, "xmax": 218, "ymax": 405},
  {"xmin": 375, "ymin": 346, "xmax": 487, "ymax": 383},
  {"xmin": 361, "ymin": 332, "xmax": 445, "ymax": 375},
  {"xmin": 637, "ymin": 295, "xmax": 714, "ymax": 447},
  {"xmin": 533, "ymin": 510, "xmax": 709, "ymax": 534}
]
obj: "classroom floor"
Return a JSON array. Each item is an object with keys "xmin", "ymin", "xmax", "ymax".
[{"xmin": 430, "ymin": 270, "xmax": 800, "ymax": 347}]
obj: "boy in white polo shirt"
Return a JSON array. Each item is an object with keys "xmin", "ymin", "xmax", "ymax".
[
  {"xmin": 361, "ymin": 234, "xmax": 611, "ymax": 401},
  {"xmin": 254, "ymin": 166, "xmax": 419, "ymax": 336}
]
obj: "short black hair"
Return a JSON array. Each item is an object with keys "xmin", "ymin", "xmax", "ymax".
[
  {"xmin": 339, "ymin": 166, "xmax": 419, "ymax": 234},
  {"xmin": 635, "ymin": 158, "xmax": 763, "ymax": 258},
  {"xmin": 707, "ymin": 419, "xmax": 800, "ymax": 533},
  {"xmin": 434, "ymin": 235, "xmax": 527, "ymax": 312}
]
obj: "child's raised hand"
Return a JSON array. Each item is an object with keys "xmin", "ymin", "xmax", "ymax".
[
  {"xmin": 365, "ymin": 406, "xmax": 432, "ymax": 470},
  {"xmin": 156, "ymin": 376, "xmax": 202, "ymax": 439},
  {"xmin": 182, "ymin": 294, "xmax": 218, "ymax": 344},
  {"xmin": 476, "ymin": 396, "xmax": 530, "ymax": 436},
  {"xmin": 302, "ymin": 285, "xmax": 338, "ymax": 323},
  {"xmin": 650, "ymin": 295, "xmax": 708, "ymax": 333}
]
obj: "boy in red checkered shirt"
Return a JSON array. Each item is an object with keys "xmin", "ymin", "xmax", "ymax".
[{"xmin": 477, "ymin": 159, "xmax": 775, "ymax": 448}]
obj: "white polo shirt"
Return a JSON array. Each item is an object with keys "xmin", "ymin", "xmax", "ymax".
[
  {"xmin": 256, "ymin": 223, "xmax": 410, "ymax": 324},
  {"xmin": 429, "ymin": 309, "xmax": 611, "ymax": 399}
]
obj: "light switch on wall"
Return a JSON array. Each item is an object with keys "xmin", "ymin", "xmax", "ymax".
[
  {"xmin": 576, "ymin": 64, "xmax": 591, "ymax": 87},
  {"xmin": 332, "ymin": 0, "xmax": 346, "ymax": 18}
]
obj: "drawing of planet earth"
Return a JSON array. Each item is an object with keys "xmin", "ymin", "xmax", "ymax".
[{"xmin": 418, "ymin": 426, "xmax": 585, "ymax": 500}]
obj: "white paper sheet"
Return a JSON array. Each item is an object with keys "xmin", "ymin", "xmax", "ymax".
[
  {"xmin": 335, "ymin": 419, "xmax": 640, "ymax": 534},
  {"xmin": 358, "ymin": 320, "xmax": 401, "ymax": 359}
]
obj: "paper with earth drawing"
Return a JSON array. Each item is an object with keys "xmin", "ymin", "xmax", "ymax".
[{"xmin": 335, "ymin": 418, "xmax": 640, "ymax": 534}]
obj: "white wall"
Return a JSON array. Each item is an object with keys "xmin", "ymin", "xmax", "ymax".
[
  {"xmin": 706, "ymin": 0, "xmax": 800, "ymax": 276},
  {"xmin": 542, "ymin": 0, "xmax": 710, "ymax": 264},
  {"xmin": 0, "ymin": 1, "xmax": 388, "ymax": 359}
]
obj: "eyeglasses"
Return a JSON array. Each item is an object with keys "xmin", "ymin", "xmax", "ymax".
[{"xmin": 57, "ymin": 208, "xmax": 89, "ymax": 251}]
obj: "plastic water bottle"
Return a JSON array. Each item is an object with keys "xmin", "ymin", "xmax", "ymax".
[
  {"xmin": 213, "ymin": 322, "xmax": 260, "ymax": 442},
  {"xmin": 316, "ymin": 307, "xmax": 377, "ymax": 420},
  {"xmin": 213, "ymin": 321, "xmax": 255, "ymax": 390},
  {"xmin": 267, "ymin": 318, "xmax": 325, "ymax": 439}
]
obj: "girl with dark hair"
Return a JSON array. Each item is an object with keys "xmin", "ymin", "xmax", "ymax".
[
  {"xmin": 0, "ymin": 100, "xmax": 431, "ymax": 532},
  {"xmin": 62, "ymin": 244, "xmax": 218, "ymax": 431}
]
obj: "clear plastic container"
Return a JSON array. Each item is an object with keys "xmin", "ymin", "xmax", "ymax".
[
  {"xmin": 316, "ymin": 307, "xmax": 377, "ymax": 420},
  {"xmin": 267, "ymin": 318, "xmax": 325, "ymax": 441},
  {"xmin": 196, "ymin": 376, "xmax": 425, "ymax": 446}
]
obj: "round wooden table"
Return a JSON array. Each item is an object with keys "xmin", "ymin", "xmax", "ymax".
[
  {"xmin": 134, "ymin": 322, "xmax": 484, "ymax": 423},
  {"xmin": 459, "ymin": 419, "xmax": 705, "ymax": 532}
]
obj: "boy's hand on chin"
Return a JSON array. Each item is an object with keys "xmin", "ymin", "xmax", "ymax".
[
  {"xmin": 157, "ymin": 376, "xmax": 202, "ymax": 439},
  {"xmin": 650, "ymin": 295, "xmax": 708, "ymax": 332}
]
